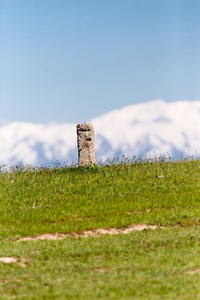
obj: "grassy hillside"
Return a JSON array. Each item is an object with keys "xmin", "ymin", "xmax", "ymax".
[{"xmin": 0, "ymin": 159, "xmax": 200, "ymax": 298}]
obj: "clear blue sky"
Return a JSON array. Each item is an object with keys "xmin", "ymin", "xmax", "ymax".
[{"xmin": 1, "ymin": 0, "xmax": 200, "ymax": 124}]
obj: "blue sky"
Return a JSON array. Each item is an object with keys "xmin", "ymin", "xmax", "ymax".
[{"xmin": 1, "ymin": 0, "xmax": 200, "ymax": 124}]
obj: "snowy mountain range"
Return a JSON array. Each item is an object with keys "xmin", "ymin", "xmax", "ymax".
[{"xmin": 1, "ymin": 99, "xmax": 200, "ymax": 166}]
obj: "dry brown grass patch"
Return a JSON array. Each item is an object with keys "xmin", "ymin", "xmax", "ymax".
[
  {"xmin": 18, "ymin": 224, "xmax": 165, "ymax": 242},
  {"xmin": 186, "ymin": 268, "xmax": 200, "ymax": 275},
  {"xmin": 0, "ymin": 257, "xmax": 28, "ymax": 267}
]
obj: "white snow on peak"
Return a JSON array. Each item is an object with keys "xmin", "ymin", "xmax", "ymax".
[
  {"xmin": 1, "ymin": 99, "xmax": 200, "ymax": 166},
  {"xmin": 93, "ymin": 99, "xmax": 200, "ymax": 160}
]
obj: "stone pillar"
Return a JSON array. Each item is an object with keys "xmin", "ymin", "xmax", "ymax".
[{"xmin": 76, "ymin": 123, "xmax": 95, "ymax": 167}]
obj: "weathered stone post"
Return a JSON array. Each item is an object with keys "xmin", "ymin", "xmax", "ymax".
[{"xmin": 76, "ymin": 123, "xmax": 95, "ymax": 167}]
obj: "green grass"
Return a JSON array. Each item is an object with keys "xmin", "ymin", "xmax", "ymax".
[{"xmin": 0, "ymin": 159, "xmax": 200, "ymax": 298}]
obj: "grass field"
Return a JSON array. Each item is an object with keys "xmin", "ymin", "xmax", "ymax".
[{"xmin": 0, "ymin": 158, "xmax": 200, "ymax": 299}]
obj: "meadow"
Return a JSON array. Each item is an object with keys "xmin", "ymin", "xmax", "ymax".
[{"xmin": 0, "ymin": 158, "xmax": 200, "ymax": 299}]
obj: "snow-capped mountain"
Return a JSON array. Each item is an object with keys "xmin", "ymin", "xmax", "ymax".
[{"xmin": 1, "ymin": 99, "xmax": 200, "ymax": 166}]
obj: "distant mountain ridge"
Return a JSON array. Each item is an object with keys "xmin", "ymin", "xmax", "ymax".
[{"xmin": 1, "ymin": 99, "xmax": 200, "ymax": 166}]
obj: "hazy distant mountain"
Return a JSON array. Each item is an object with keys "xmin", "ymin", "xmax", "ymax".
[{"xmin": 1, "ymin": 99, "xmax": 200, "ymax": 166}]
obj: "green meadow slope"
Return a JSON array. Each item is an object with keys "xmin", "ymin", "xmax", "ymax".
[{"xmin": 0, "ymin": 160, "xmax": 200, "ymax": 299}]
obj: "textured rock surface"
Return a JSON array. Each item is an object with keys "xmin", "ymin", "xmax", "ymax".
[{"xmin": 77, "ymin": 123, "xmax": 95, "ymax": 166}]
